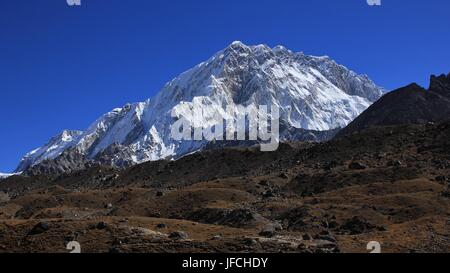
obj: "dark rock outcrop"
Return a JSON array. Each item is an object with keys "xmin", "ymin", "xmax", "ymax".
[
  {"xmin": 187, "ymin": 208, "xmax": 267, "ymax": 228},
  {"xmin": 23, "ymin": 148, "xmax": 95, "ymax": 176},
  {"xmin": 337, "ymin": 73, "xmax": 450, "ymax": 137},
  {"xmin": 28, "ymin": 222, "xmax": 50, "ymax": 235}
]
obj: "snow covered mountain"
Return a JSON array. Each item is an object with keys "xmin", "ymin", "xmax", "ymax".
[
  {"xmin": 0, "ymin": 173, "xmax": 18, "ymax": 179},
  {"xmin": 16, "ymin": 130, "xmax": 83, "ymax": 172},
  {"xmin": 16, "ymin": 41, "xmax": 384, "ymax": 174}
]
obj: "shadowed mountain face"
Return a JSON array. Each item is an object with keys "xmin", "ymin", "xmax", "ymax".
[{"xmin": 337, "ymin": 73, "xmax": 450, "ymax": 137}]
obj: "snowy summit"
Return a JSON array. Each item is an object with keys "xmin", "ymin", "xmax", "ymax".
[{"xmin": 15, "ymin": 42, "xmax": 385, "ymax": 174}]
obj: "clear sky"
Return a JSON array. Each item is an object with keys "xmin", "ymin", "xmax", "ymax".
[{"xmin": 0, "ymin": 0, "xmax": 449, "ymax": 172}]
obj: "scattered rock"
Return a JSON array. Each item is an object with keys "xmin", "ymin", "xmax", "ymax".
[
  {"xmin": 148, "ymin": 212, "xmax": 162, "ymax": 218},
  {"xmin": 318, "ymin": 230, "xmax": 330, "ymax": 236},
  {"xmin": 65, "ymin": 231, "xmax": 81, "ymax": 242},
  {"xmin": 312, "ymin": 239, "xmax": 336, "ymax": 249},
  {"xmin": 156, "ymin": 223, "xmax": 167, "ymax": 229},
  {"xmin": 112, "ymin": 238, "xmax": 123, "ymax": 245},
  {"xmin": 387, "ymin": 160, "xmax": 403, "ymax": 167},
  {"xmin": 316, "ymin": 235, "xmax": 337, "ymax": 243},
  {"xmin": 436, "ymin": 175, "xmax": 448, "ymax": 182},
  {"xmin": 259, "ymin": 227, "xmax": 276, "ymax": 238},
  {"xmin": 297, "ymin": 242, "xmax": 308, "ymax": 250},
  {"xmin": 187, "ymin": 208, "xmax": 264, "ymax": 228},
  {"xmin": 328, "ymin": 220, "xmax": 339, "ymax": 229},
  {"xmin": 108, "ymin": 247, "xmax": 121, "ymax": 253},
  {"xmin": 441, "ymin": 190, "xmax": 450, "ymax": 198},
  {"xmin": 28, "ymin": 222, "xmax": 50, "ymax": 235},
  {"xmin": 279, "ymin": 207, "xmax": 322, "ymax": 231},
  {"xmin": 243, "ymin": 238, "xmax": 258, "ymax": 246},
  {"xmin": 348, "ymin": 162, "xmax": 367, "ymax": 170},
  {"xmin": 272, "ymin": 222, "xmax": 283, "ymax": 231},
  {"xmin": 169, "ymin": 231, "xmax": 188, "ymax": 240},
  {"xmin": 262, "ymin": 190, "xmax": 276, "ymax": 198},
  {"xmin": 96, "ymin": 222, "xmax": 108, "ymax": 230},
  {"xmin": 0, "ymin": 192, "xmax": 10, "ymax": 203},
  {"xmin": 339, "ymin": 217, "xmax": 380, "ymax": 235},
  {"xmin": 323, "ymin": 161, "xmax": 338, "ymax": 171}
]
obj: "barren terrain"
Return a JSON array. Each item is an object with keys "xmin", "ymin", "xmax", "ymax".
[{"xmin": 1, "ymin": 122, "xmax": 449, "ymax": 253}]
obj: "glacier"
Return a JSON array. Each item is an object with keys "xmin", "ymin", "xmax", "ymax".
[{"xmin": 15, "ymin": 41, "xmax": 384, "ymax": 174}]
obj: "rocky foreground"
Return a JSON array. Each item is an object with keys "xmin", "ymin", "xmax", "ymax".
[{"xmin": 0, "ymin": 121, "xmax": 449, "ymax": 253}]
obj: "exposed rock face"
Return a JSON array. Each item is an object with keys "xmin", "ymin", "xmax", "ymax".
[
  {"xmin": 337, "ymin": 73, "xmax": 450, "ymax": 137},
  {"xmin": 187, "ymin": 208, "xmax": 268, "ymax": 228},
  {"xmin": 15, "ymin": 130, "xmax": 83, "ymax": 172},
  {"xmin": 24, "ymin": 148, "xmax": 95, "ymax": 176},
  {"xmin": 15, "ymin": 42, "xmax": 384, "ymax": 175},
  {"xmin": 429, "ymin": 73, "xmax": 450, "ymax": 96}
]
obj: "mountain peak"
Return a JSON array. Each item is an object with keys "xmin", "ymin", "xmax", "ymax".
[
  {"xmin": 224, "ymin": 41, "xmax": 275, "ymax": 56},
  {"xmin": 15, "ymin": 129, "xmax": 83, "ymax": 172},
  {"xmin": 429, "ymin": 72, "xmax": 450, "ymax": 97},
  {"xmin": 337, "ymin": 72, "xmax": 450, "ymax": 137},
  {"xmin": 229, "ymin": 40, "xmax": 246, "ymax": 47},
  {"xmin": 15, "ymin": 43, "xmax": 385, "ymax": 175},
  {"xmin": 225, "ymin": 41, "xmax": 253, "ymax": 52},
  {"xmin": 227, "ymin": 41, "xmax": 289, "ymax": 53}
]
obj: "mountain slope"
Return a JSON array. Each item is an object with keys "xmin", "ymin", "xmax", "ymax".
[
  {"xmin": 1, "ymin": 121, "xmax": 450, "ymax": 253},
  {"xmin": 16, "ymin": 42, "xmax": 384, "ymax": 174},
  {"xmin": 337, "ymin": 73, "xmax": 450, "ymax": 137}
]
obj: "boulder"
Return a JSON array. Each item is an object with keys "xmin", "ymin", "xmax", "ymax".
[
  {"xmin": 348, "ymin": 162, "xmax": 367, "ymax": 170},
  {"xmin": 169, "ymin": 231, "xmax": 188, "ymax": 240},
  {"xmin": 28, "ymin": 222, "xmax": 50, "ymax": 235}
]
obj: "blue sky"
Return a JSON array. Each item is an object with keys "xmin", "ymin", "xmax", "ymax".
[{"xmin": 0, "ymin": 0, "xmax": 449, "ymax": 172}]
